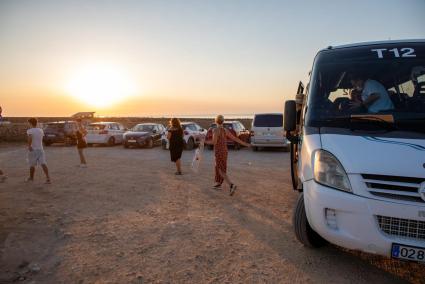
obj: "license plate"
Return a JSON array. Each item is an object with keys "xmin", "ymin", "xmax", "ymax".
[
  {"xmin": 128, "ymin": 139, "xmax": 137, "ymax": 143},
  {"xmin": 48, "ymin": 134, "xmax": 55, "ymax": 137},
  {"xmin": 391, "ymin": 243, "xmax": 425, "ymax": 263}
]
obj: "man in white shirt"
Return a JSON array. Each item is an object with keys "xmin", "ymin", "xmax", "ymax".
[
  {"xmin": 350, "ymin": 75, "xmax": 394, "ymax": 113},
  {"xmin": 27, "ymin": 118, "xmax": 51, "ymax": 183}
]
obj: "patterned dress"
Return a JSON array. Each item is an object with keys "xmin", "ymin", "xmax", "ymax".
[{"xmin": 214, "ymin": 127, "xmax": 228, "ymax": 184}]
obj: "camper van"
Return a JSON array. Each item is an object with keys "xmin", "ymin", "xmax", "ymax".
[{"xmin": 284, "ymin": 40, "xmax": 425, "ymax": 263}]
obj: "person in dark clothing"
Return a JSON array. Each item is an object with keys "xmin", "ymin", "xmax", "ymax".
[
  {"xmin": 167, "ymin": 118, "xmax": 184, "ymax": 175},
  {"xmin": 75, "ymin": 119, "xmax": 88, "ymax": 167}
]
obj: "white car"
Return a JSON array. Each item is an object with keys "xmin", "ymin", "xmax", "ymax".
[
  {"xmin": 250, "ymin": 113, "xmax": 290, "ymax": 151},
  {"xmin": 284, "ymin": 40, "xmax": 425, "ymax": 264},
  {"xmin": 86, "ymin": 122, "xmax": 126, "ymax": 146},
  {"xmin": 161, "ymin": 122, "xmax": 207, "ymax": 150}
]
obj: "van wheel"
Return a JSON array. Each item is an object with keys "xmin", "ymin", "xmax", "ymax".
[
  {"xmin": 107, "ymin": 137, "xmax": 115, "ymax": 146},
  {"xmin": 186, "ymin": 138, "xmax": 194, "ymax": 150},
  {"xmin": 293, "ymin": 193, "xmax": 327, "ymax": 248},
  {"xmin": 252, "ymin": 146, "xmax": 258, "ymax": 151}
]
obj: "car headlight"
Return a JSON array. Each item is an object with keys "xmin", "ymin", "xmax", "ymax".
[{"xmin": 313, "ymin": 150, "xmax": 352, "ymax": 192}]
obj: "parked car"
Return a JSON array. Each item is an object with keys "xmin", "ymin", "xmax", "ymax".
[
  {"xmin": 123, "ymin": 123, "xmax": 166, "ymax": 148},
  {"xmin": 205, "ymin": 121, "xmax": 250, "ymax": 150},
  {"xmin": 161, "ymin": 122, "xmax": 207, "ymax": 150},
  {"xmin": 285, "ymin": 40, "xmax": 425, "ymax": 263},
  {"xmin": 43, "ymin": 121, "xmax": 78, "ymax": 146},
  {"xmin": 86, "ymin": 122, "xmax": 126, "ymax": 146},
  {"xmin": 250, "ymin": 113, "xmax": 290, "ymax": 151}
]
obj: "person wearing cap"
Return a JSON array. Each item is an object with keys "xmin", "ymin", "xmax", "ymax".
[{"xmin": 204, "ymin": 115, "xmax": 251, "ymax": 196}]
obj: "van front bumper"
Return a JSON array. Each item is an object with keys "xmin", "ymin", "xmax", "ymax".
[{"xmin": 303, "ymin": 180, "xmax": 425, "ymax": 257}]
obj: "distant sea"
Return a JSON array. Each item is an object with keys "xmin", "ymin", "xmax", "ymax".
[{"xmin": 97, "ymin": 114, "xmax": 255, "ymax": 119}]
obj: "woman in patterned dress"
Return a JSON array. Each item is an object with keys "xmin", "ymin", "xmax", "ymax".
[{"xmin": 205, "ymin": 115, "xmax": 251, "ymax": 196}]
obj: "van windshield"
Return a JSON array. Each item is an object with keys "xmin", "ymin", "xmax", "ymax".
[
  {"xmin": 254, "ymin": 114, "xmax": 283, "ymax": 127},
  {"xmin": 305, "ymin": 44, "xmax": 425, "ymax": 134}
]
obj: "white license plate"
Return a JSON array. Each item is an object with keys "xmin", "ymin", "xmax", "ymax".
[
  {"xmin": 47, "ymin": 134, "xmax": 55, "ymax": 137},
  {"xmin": 128, "ymin": 139, "xmax": 137, "ymax": 143},
  {"xmin": 392, "ymin": 243, "xmax": 425, "ymax": 263}
]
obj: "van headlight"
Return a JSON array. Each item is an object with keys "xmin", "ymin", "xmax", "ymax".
[{"xmin": 313, "ymin": 150, "xmax": 352, "ymax": 192}]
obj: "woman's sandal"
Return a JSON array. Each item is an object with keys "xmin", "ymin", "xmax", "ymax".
[{"xmin": 229, "ymin": 184, "xmax": 237, "ymax": 196}]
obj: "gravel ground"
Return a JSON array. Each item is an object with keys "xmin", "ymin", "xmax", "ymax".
[{"xmin": 0, "ymin": 143, "xmax": 423, "ymax": 283}]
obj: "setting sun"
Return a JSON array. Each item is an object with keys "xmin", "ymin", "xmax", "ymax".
[{"xmin": 66, "ymin": 64, "xmax": 138, "ymax": 108}]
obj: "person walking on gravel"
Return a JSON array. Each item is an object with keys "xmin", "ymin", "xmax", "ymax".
[
  {"xmin": 76, "ymin": 118, "xmax": 88, "ymax": 167},
  {"xmin": 167, "ymin": 118, "xmax": 184, "ymax": 175},
  {"xmin": 204, "ymin": 115, "xmax": 251, "ymax": 195},
  {"xmin": 26, "ymin": 118, "xmax": 51, "ymax": 184}
]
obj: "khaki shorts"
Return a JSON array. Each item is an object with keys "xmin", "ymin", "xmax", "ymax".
[{"xmin": 28, "ymin": 149, "xmax": 47, "ymax": 166}]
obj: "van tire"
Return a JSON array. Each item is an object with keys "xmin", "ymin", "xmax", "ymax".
[
  {"xmin": 252, "ymin": 146, "xmax": 258, "ymax": 152},
  {"xmin": 293, "ymin": 193, "xmax": 327, "ymax": 248}
]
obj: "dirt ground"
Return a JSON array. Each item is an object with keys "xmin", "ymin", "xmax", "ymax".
[{"xmin": 0, "ymin": 143, "xmax": 424, "ymax": 284}]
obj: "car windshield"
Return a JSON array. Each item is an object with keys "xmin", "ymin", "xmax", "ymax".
[
  {"xmin": 134, "ymin": 125, "xmax": 154, "ymax": 132},
  {"xmin": 254, "ymin": 115, "xmax": 283, "ymax": 127},
  {"xmin": 87, "ymin": 124, "xmax": 106, "ymax": 130},
  {"xmin": 210, "ymin": 123, "xmax": 232, "ymax": 129},
  {"xmin": 305, "ymin": 44, "xmax": 425, "ymax": 134}
]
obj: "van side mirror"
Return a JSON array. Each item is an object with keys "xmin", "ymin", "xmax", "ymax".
[{"xmin": 284, "ymin": 100, "xmax": 297, "ymax": 132}]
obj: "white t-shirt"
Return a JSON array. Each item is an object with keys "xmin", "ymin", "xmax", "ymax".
[
  {"xmin": 27, "ymin": 127, "xmax": 44, "ymax": 150},
  {"xmin": 361, "ymin": 79, "xmax": 394, "ymax": 113}
]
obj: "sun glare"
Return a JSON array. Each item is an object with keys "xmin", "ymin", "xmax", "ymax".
[{"xmin": 66, "ymin": 64, "xmax": 137, "ymax": 108}]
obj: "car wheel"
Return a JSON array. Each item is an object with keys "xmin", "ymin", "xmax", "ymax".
[
  {"xmin": 123, "ymin": 143, "xmax": 129, "ymax": 148},
  {"xmin": 252, "ymin": 146, "xmax": 258, "ymax": 151},
  {"xmin": 87, "ymin": 143, "xmax": 93, "ymax": 147},
  {"xmin": 185, "ymin": 137, "xmax": 194, "ymax": 150},
  {"xmin": 293, "ymin": 193, "xmax": 327, "ymax": 248},
  {"xmin": 208, "ymin": 145, "xmax": 213, "ymax": 150},
  {"xmin": 44, "ymin": 141, "xmax": 52, "ymax": 146},
  {"xmin": 107, "ymin": 137, "xmax": 115, "ymax": 146},
  {"xmin": 146, "ymin": 138, "xmax": 154, "ymax": 148}
]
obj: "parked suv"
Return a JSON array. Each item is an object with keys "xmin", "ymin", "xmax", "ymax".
[
  {"xmin": 205, "ymin": 121, "xmax": 250, "ymax": 150},
  {"xmin": 250, "ymin": 113, "xmax": 289, "ymax": 151},
  {"xmin": 43, "ymin": 121, "xmax": 78, "ymax": 146},
  {"xmin": 123, "ymin": 123, "xmax": 166, "ymax": 148},
  {"xmin": 161, "ymin": 122, "xmax": 206, "ymax": 150}
]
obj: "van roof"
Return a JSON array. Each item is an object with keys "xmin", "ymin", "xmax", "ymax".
[{"xmin": 323, "ymin": 39, "xmax": 425, "ymax": 51}]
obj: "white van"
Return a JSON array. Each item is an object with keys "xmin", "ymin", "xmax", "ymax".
[
  {"xmin": 284, "ymin": 40, "xmax": 425, "ymax": 263},
  {"xmin": 250, "ymin": 113, "xmax": 290, "ymax": 151}
]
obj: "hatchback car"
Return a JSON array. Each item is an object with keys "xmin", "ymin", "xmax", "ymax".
[
  {"xmin": 86, "ymin": 122, "xmax": 126, "ymax": 146},
  {"xmin": 123, "ymin": 123, "xmax": 166, "ymax": 148},
  {"xmin": 250, "ymin": 113, "xmax": 289, "ymax": 151},
  {"xmin": 205, "ymin": 121, "xmax": 250, "ymax": 150},
  {"xmin": 43, "ymin": 121, "xmax": 78, "ymax": 146},
  {"xmin": 161, "ymin": 122, "xmax": 207, "ymax": 150}
]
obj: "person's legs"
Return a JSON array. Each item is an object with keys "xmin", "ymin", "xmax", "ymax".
[
  {"xmin": 176, "ymin": 159, "xmax": 182, "ymax": 173},
  {"xmin": 41, "ymin": 164, "xmax": 50, "ymax": 182},
  {"xmin": 29, "ymin": 166, "xmax": 35, "ymax": 180},
  {"xmin": 78, "ymin": 148, "xmax": 87, "ymax": 164},
  {"xmin": 0, "ymin": 169, "xmax": 6, "ymax": 182}
]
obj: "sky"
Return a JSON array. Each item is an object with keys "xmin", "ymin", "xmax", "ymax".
[{"xmin": 0, "ymin": 0, "xmax": 424, "ymax": 117}]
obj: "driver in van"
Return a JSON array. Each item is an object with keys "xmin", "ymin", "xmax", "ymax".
[{"xmin": 349, "ymin": 74, "xmax": 394, "ymax": 113}]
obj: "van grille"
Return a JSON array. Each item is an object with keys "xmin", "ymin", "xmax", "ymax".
[
  {"xmin": 362, "ymin": 174, "xmax": 425, "ymax": 203},
  {"xmin": 377, "ymin": 215, "xmax": 425, "ymax": 241}
]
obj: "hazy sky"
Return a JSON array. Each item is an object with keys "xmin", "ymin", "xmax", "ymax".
[{"xmin": 1, "ymin": 0, "xmax": 424, "ymax": 116}]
